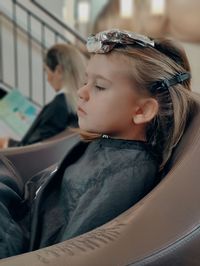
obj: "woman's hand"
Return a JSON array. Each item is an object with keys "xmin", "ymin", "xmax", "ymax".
[{"xmin": 0, "ymin": 138, "xmax": 9, "ymax": 149}]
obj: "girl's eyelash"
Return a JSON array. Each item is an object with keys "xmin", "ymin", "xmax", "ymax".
[{"xmin": 95, "ymin": 85, "xmax": 106, "ymax": 91}]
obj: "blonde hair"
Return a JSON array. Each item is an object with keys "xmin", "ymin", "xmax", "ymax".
[
  {"xmin": 80, "ymin": 38, "xmax": 195, "ymax": 170},
  {"xmin": 45, "ymin": 43, "xmax": 87, "ymax": 112}
]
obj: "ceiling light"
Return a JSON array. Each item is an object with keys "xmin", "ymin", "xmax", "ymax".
[
  {"xmin": 151, "ymin": 0, "xmax": 165, "ymax": 15},
  {"xmin": 78, "ymin": 1, "xmax": 90, "ymax": 23},
  {"xmin": 120, "ymin": 0, "xmax": 133, "ymax": 18}
]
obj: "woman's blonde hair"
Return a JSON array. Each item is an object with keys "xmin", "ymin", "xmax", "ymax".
[
  {"xmin": 80, "ymin": 38, "xmax": 195, "ymax": 170},
  {"xmin": 45, "ymin": 43, "xmax": 87, "ymax": 112}
]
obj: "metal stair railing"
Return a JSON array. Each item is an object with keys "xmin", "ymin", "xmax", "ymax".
[
  {"xmin": 31, "ymin": 0, "xmax": 86, "ymax": 44},
  {"xmin": 0, "ymin": 0, "xmax": 86, "ymax": 107}
]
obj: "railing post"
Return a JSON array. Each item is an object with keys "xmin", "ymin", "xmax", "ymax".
[
  {"xmin": 55, "ymin": 32, "xmax": 59, "ymax": 43},
  {"xmin": 41, "ymin": 22, "xmax": 46, "ymax": 106},
  {"xmin": 27, "ymin": 11, "xmax": 33, "ymax": 102},
  {"xmin": 31, "ymin": 0, "xmax": 86, "ymax": 44},
  {"xmin": 0, "ymin": 13, "xmax": 3, "ymax": 83},
  {"xmin": 12, "ymin": 0, "xmax": 18, "ymax": 89}
]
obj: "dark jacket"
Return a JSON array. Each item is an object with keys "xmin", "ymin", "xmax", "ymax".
[
  {"xmin": 8, "ymin": 93, "xmax": 78, "ymax": 147},
  {"xmin": 28, "ymin": 138, "xmax": 158, "ymax": 250},
  {"xmin": 0, "ymin": 138, "xmax": 158, "ymax": 258}
]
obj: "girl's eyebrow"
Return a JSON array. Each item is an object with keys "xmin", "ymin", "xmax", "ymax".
[
  {"xmin": 86, "ymin": 72, "xmax": 112, "ymax": 84},
  {"xmin": 95, "ymin": 74, "xmax": 112, "ymax": 84}
]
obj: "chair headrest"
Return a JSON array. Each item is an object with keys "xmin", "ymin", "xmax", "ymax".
[{"xmin": 163, "ymin": 97, "xmax": 200, "ymax": 175}]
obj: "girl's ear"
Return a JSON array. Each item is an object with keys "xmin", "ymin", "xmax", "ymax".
[
  {"xmin": 55, "ymin": 64, "xmax": 63, "ymax": 75},
  {"xmin": 133, "ymin": 98, "xmax": 158, "ymax": 124}
]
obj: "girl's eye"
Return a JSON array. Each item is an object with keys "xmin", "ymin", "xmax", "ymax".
[{"xmin": 95, "ymin": 85, "xmax": 106, "ymax": 91}]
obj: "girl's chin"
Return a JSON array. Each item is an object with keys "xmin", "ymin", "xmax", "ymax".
[
  {"xmin": 78, "ymin": 124, "xmax": 99, "ymax": 134},
  {"xmin": 78, "ymin": 123, "xmax": 89, "ymax": 131}
]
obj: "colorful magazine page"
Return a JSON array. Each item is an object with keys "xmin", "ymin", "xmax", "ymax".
[{"xmin": 0, "ymin": 89, "xmax": 40, "ymax": 139}]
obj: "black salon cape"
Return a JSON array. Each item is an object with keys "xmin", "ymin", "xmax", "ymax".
[
  {"xmin": 0, "ymin": 155, "xmax": 28, "ymax": 258},
  {"xmin": 0, "ymin": 138, "xmax": 158, "ymax": 258}
]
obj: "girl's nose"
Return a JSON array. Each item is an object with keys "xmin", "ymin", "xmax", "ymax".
[{"xmin": 77, "ymin": 84, "xmax": 90, "ymax": 101}]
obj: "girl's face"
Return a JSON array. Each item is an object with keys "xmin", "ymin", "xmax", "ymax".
[
  {"xmin": 45, "ymin": 65, "xmax": 63, "ymax": 92},
  {"xmin": 77, "ymin": 54, "xmax": 148, "ymax": 140}
]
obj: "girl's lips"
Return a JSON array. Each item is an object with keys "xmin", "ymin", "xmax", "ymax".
[{"xmin": 77, "ymin": 106, "xmax": 87, "ymax": 115}]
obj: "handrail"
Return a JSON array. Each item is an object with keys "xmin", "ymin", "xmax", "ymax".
[
  {"xmin": 0, "ymin": 11, "xmax": 58, "ymax": 48},
  {"xmin": 0, "ymin": 0, "xmax": 87, "ymax": 108},
  {"xmin": 0, "ymin": 0, "xmax": 74, "ymax": 106},
  {"xmin": 30, "ymin": 0, "xmax": 87, "ymax": 44},
  {"xmin": 12, "ymin": 0, "xmax": 70, "ymax": 45}
]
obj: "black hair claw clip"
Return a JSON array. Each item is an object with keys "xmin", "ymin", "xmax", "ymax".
[{"xmin": 150, "ymin": 72, "xmax": 191, "ymax": 93}]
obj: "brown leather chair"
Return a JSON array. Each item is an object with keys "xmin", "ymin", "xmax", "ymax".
[
  {"xmin": 42, "ymin": 128, "xmax": 76, "ymax": 141},
  {"xmin": 0, "ymin": 99, "xmax": 200, "ymax": 266},
  {"xmin": 1, "ymin": 132, "xmax": 79, "ymax": 183}
]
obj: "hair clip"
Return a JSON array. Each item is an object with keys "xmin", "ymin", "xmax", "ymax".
[{"xmin": 150, "ymin": 72, "xmax": 191, "ymax": 93}]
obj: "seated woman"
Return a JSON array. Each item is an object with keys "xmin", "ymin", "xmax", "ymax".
[
  {"xmin": 0, "ymin": 43, "xmax": 87, "ymax": 147},
  {"xmin": 0, "ymin": 29, "xmax": 195, "ymax": 258}
]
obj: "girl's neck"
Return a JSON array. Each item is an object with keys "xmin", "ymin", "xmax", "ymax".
[
  {"xmin": 103, "ymin": 131, "xmax": 146, "ymax": 142},
  {"xmin": 105, "ymin": 124, "xmax": 147, "ymax": 142}
]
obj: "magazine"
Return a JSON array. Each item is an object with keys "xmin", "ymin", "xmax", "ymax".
[{"xmin": 0, "ymin": 89, "xmax": 40, "ymax": 140}]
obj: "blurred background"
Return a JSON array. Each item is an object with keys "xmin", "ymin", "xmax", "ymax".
[
  {"xmin": 0, "ymin": 0, "xmax": 200, "ymax": 106},
  {"xmin": 36, "ymin": 0, "xmax": 200, "ymax": 44}
]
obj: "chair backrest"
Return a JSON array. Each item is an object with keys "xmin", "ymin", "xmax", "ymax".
[
  {"xmin": 42, "ymin": 128, "xmax": 76, "ymax": 141},
  {"xmin": 1, "ymin": 133, "xmax": 79, "ymax": 183},
  {"xmin": 1, "ymin": 99, "xmax": 200, "ymax": 266}
]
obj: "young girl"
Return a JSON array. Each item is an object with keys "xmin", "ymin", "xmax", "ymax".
[{"xmin": 0, "ymin": 29, "xmax": 195, "ymax": 258}]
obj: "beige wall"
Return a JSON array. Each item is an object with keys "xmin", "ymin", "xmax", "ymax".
[
  {"xmin": 182, "ymin": 42, "xmax": 200, "ymax": 93},
  {"xmin": 93, "ymin": 0, "xmax": 200, "ymax": 93}
]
